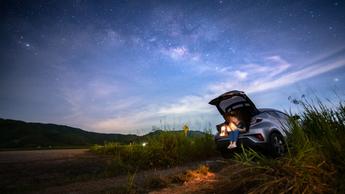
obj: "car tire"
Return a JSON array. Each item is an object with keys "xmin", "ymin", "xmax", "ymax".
[
  {"xmin": 220, "ymin": 149, "xmax": 234, "ymax": 159},
  {"xmin": 269, "ymin": 132, "xmax": 286, "ymax": 157}
]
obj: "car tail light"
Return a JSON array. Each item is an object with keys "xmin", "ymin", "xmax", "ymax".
[{"xmin": 255, "ymin": 134, "xmax": 265, "ymax": 141}]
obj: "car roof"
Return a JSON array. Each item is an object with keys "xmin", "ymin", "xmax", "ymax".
[{"xmin": 258, "ymin": 108, "xmax": 288, "ymax": 115}]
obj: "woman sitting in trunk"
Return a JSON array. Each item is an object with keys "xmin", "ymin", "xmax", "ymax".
[{"xmin": 223, "ymin": 108, "xmax": 251, "ymax": 149}]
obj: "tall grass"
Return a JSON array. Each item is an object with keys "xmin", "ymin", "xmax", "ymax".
[
  {"xmin": 90, "ymin": 130, "xmax": 217, "ymax": 174},
  {"xmin": 220, "ymin": 98, "xmax": 345, "ymax": 193}
]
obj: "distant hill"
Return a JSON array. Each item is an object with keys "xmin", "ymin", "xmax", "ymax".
[
  {"xmin": 0, "ymin": 118, "xmax": 208, "ymax": 149},
  {"xmin": 0, "ymin": 118, "xmax": 138, "ymax": 149}
]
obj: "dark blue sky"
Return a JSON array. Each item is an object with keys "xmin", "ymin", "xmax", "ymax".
[{"xmin": 1, "ymin": 0, "xmax": 345, "ymax": 134}]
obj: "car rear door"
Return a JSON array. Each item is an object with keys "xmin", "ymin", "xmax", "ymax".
[{"xmin": 209, "ymin": 90, "xmax": 259, "ymax": 116}]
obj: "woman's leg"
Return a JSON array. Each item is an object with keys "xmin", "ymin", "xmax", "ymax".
[
  {"xmin": 232, "ymin": 130, "xmax": 240, "ymax": 146},
  {"xmin": 228, "ymin": 131, "xmax": 235, "ymax": 148},
  {"xmin": 229, "ymin": 131, "xmax": 235, "ymax": 142}
]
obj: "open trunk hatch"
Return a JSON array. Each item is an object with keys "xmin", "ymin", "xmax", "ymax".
[
  {"xmin": 209, "ymin": 90, "xmax": 259, "ymax": 132},
  {"xmin": 209, "ymin": 90, "xmax": 259, "ymax": 116}
]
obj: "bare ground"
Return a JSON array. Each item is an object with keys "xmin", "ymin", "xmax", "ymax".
[{"xmin": 0, "ymin": 149, "xmax": 232, "ymax": 194}]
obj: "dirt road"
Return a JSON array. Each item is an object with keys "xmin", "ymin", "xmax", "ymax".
[
  {"xmin": 0, "ymin": 149, "xmax": 229, "ymax": 194},
  {"xmin": 0, "ymin": 149, "xmax": 89, "ymax": 163},
  {"xmin": 0, "ymin": 149, "xmax": 112, "ymax": 193}
]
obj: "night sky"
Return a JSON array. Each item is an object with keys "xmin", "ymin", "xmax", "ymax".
[{"xmin": 1, "ymin": 0, "xmax": 345, "ymax": 134}]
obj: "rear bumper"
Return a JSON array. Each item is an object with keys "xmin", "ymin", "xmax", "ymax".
[{"xmin": 215, "ymin": 136, "xmax": 270, "ymax": 152}]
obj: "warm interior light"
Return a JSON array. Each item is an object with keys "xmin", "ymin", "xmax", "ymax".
[{"xmin": 220, "ymin": 126, "xmax": 227, "ymax": 136}]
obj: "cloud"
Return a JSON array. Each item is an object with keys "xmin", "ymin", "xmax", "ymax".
[
  {"xmin": 160, "ymin": 45, "xmax": 222, "ymax": 75},
  {"xmin": 87, "ymin": 79, "xmax": 119, "ymax": 98},
  {"xmin": 90, "ymin": 94, "xmax": 218, "ymax": 133},
  {"xmin": 161, "ymin": 46, "xmax": 201, "ymax": 61},
  {"xmin": 265, "ymin": 55, "xmax": 291, "ymax": 77},
  {"xmin": 237, "ymin": 55, "xmax": 291, "ymax": 80},
  {"xmin": 104, "ymin": 29, "xmax": 124, "ymax": 46},
  {"xmin": 234, "ymin": 70, "xmax": 248, "ymax": 80},
  {"xmin": 157, "ymin": 95, "xmax": 213, "ymax": 115},
  {"xmin": 92, "ymin": 113, "xmax": 155, "ymax": 134},
  {"xmin": 209, "ymin": 54, "xmax": 345, "ymax": 95},
  {"xmin": 246, "ymin": 58, "xmax": 345, "ymax": 93},
  {"xmin": 57, "ymin": 72, "xmax": 134, "ymax": 124},
  {"xmin": 169, "ymin": 46, "xmax": 188, "ymax": 59},
  {"xmin": 91, "ymin": 103, "xmax": 165, "ymax": 133},
  {"xmin": 91, "ymin": 95, "xmax": 218, "ymax": 133},
  {"xmin": 155, "ymin": 53, "xmax": 345, "ymax": 123}
]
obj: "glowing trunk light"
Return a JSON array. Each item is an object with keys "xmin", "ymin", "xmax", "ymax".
[{"xmin": 220, "ymin": 126, "xmax": 226, "ymax": 136}]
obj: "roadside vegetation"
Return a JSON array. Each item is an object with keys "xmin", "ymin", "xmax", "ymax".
[{"xmin": 90, "ymin": 129, "xmax": 218, "ymax": 175}]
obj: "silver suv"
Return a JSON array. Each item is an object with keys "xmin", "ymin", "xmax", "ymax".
[{"xmin": 209, "ymin": 90, "xmax": 290, "ymax": 158}]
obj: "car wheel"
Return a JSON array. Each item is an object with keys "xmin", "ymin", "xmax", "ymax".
[
  {"xmin": 220, "ymin": 149, "xmax": 234, "ymax": 159},
  {"xmin": 269, "ymin": 132, "xmax": 286, "ymax": 157}
]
